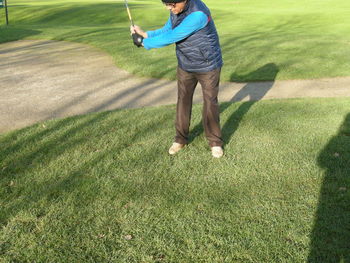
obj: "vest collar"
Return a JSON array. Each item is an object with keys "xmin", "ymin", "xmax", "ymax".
[{"xmin": 182, "ymin": 0, "xmax": 191, "ymax": 13}]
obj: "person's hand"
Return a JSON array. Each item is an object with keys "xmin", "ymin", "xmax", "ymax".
[
  {"xmin": 129, "ymin": 25, "xmax": 146, "ymax": 47},
  {"xmin": 132, "ymin": 33, "xmax": 144, "ymax": 47},
  {"xmin": 130, "ymin": 25, "xmax": 147, "ymax": 38},
  {"xmin": 130, "ymin": 25, "xmax": 136, "ymax": 34}
]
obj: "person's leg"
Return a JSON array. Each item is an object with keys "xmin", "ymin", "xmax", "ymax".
[
  {"xmin": 196, "ymin": 68, "xmax": 223, "ymax": 147},
  {"xmin": 174, "ymin": 67, "xmax": 198, "ymax": 145}
]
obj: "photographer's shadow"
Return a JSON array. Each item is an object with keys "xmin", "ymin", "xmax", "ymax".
[
  {"xmin": 308, "ymin": 113, "xmax": 350, "ymax": 263},
  {"xmin": 190, "ymin": 63, "xmax": 279, "ymax": 145}
]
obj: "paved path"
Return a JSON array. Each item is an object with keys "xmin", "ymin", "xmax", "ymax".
[{"xmin": 1, "ymin": 40, "xmax": 350, "ymax": 133}]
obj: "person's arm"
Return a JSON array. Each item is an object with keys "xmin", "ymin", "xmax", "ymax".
[
  {"xmin": 143, "ymin": 11, "xmax": 209, "ymax": 50},
  {"xmin": 130, "ymin": 18, "xmax": 171, "ymax": 40},
  {"xmin": 146, "ymin": 18, "xmax": 172, "ymax": 38}
]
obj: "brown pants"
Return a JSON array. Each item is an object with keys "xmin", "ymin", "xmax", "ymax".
[{"xmin": 175, "ymin": 66, "xmax": 223, "ymax": 147}]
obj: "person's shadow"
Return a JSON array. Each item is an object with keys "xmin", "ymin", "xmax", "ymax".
[
  {"xmin": 308, "ymin": 113, "xmax": 350, "ymax": 263},
  {"xmin": 189, "ymin": 63, "xmax": 279, "ymax": 145}
]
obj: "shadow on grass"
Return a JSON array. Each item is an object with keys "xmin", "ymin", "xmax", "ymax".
[
  {"xmin": 0, "ymin": 27, "xmax": 41, "ymax": 44},
  {"xmin": 9, "ymin": 3, "xmax": 148, "ymax": 26},
  {"xmin": 308, "ymin": 113, "xmax": 350, "ymax": 263},
  {"xmin": 0, "ymin": 35, "xmax": 177, "ymax": 132},
  {"xmin": 0, "ymin": 107, "xmax": 173, "ymax": 226},
  {"xmin": 189, "ymin": 63, "xmax": 279, "ymax": 145}
]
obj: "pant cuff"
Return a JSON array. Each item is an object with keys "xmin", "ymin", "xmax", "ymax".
[
  {"xmin": 209, "ymin": 142, "xmax": 223, "ymax": 147},
  {"xmin": 174, "ymin": 138, "xmax": 187, "ymax": 145}
]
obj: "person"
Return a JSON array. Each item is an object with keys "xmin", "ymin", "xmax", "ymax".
[{"xmin": 130, "ymin": 0, "xmax": 224, "ymax": 158}]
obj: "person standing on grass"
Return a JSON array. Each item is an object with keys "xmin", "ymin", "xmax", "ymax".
[{"xmin": 130, "ymin": 0, "xmax": 224, "ymax": 158}]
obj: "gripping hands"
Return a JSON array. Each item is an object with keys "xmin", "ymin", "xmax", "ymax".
[
  {"xmin": 130, "ymin": 25, "xmax": 147, "ymax": 48},
  {"xmin": 132, "ymin": 33, "xmax": 144, "ymax": 47}
]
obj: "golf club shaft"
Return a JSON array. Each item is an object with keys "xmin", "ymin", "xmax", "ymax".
[{"xmin": 124, "ymin": 0, "xmax": 134, "ymax": 27}]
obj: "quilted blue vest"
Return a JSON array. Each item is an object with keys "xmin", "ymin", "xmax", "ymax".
[{"xmin": 170, "ymin": 0, "xmax": 223, "ymax": 72}]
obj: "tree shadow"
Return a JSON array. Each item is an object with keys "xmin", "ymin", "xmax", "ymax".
[
  {"xmin": 0, "ymin": 107, "xmax": 174, "ymax": 226},
  {"xmin": 308, "ymin": 113, "xmax": 350, "ymax": 263},
  {"xmin": 0, "ymin": 27, "xmax": 41, "ymax": 44},
  {"xmin": 9, "ymin": 3, "xmax": 147, "ymax": 25},
  {"xmin": 0, "ymin": 37, "xmax": 177, "ymax": 132},
  {"xmin": 189, "ymin": 63, "xmax": 279, "ymax": 145}
]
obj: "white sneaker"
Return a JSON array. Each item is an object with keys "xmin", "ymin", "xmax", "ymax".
[
  {"xmin": 168, "ymin": 142, "xmax": 185, "ymax": 155},
  {"xmin": 211, "ymin": 146, "xmax": 224, "ymax": 158}
]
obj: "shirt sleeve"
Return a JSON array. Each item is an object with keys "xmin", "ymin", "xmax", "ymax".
[
  {"xmin": 143, "ymin": 11, "xmax": 209, "ymax": 50},
  {"xmin": 146, "ymin": 18, "xmax": 172, "ymax": 38}
]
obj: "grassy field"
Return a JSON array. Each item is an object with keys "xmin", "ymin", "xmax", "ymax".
[
  {"xmin": 1, "ymin": 0, "xmax": 350, "ymax": 81},
  {"xmin": 1, "ymin": 97, "xmax": 349, "ymax": 262},
  {"xmin": 1, "ymin": 0, "xmax": 350, "ymax": 261}
]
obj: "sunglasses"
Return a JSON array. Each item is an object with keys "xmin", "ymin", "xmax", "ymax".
[
  {"xmin": 163, "ymin": 1, "xmax": 186, "ymax": 8},
  {"xmin": 163, "ymin": 2, "xmax": 177, "ymax": 8}
]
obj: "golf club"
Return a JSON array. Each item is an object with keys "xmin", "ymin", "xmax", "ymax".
[
  {"xmin": 124, "ymin": 0, "xmax": 134, "ymax": 26},
  {"xmin": 124, "ymin": 0, "xmax": 143, "ymax": 47}
]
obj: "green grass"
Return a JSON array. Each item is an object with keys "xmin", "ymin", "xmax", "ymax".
[
  {"xmin": 1, "ymin": 97, "xmax": 349, "ymax": 262},
  {"xmin": 1, "ymin": 0, "xmax": 350, "ymax": 81},
  {"xmin": 1, "ymin": 1, "xmax": 350, "ymax": 261}
]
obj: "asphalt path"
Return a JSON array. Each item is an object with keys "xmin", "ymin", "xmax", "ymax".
[{"xmin": 1, "ymin": 40, "xmax": 349, "ymax": 133}]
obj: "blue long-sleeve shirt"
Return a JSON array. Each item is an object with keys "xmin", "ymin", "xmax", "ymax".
[{"xmin": 143, "ymin": 11, "xmax": 208, "ymax": 50}]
